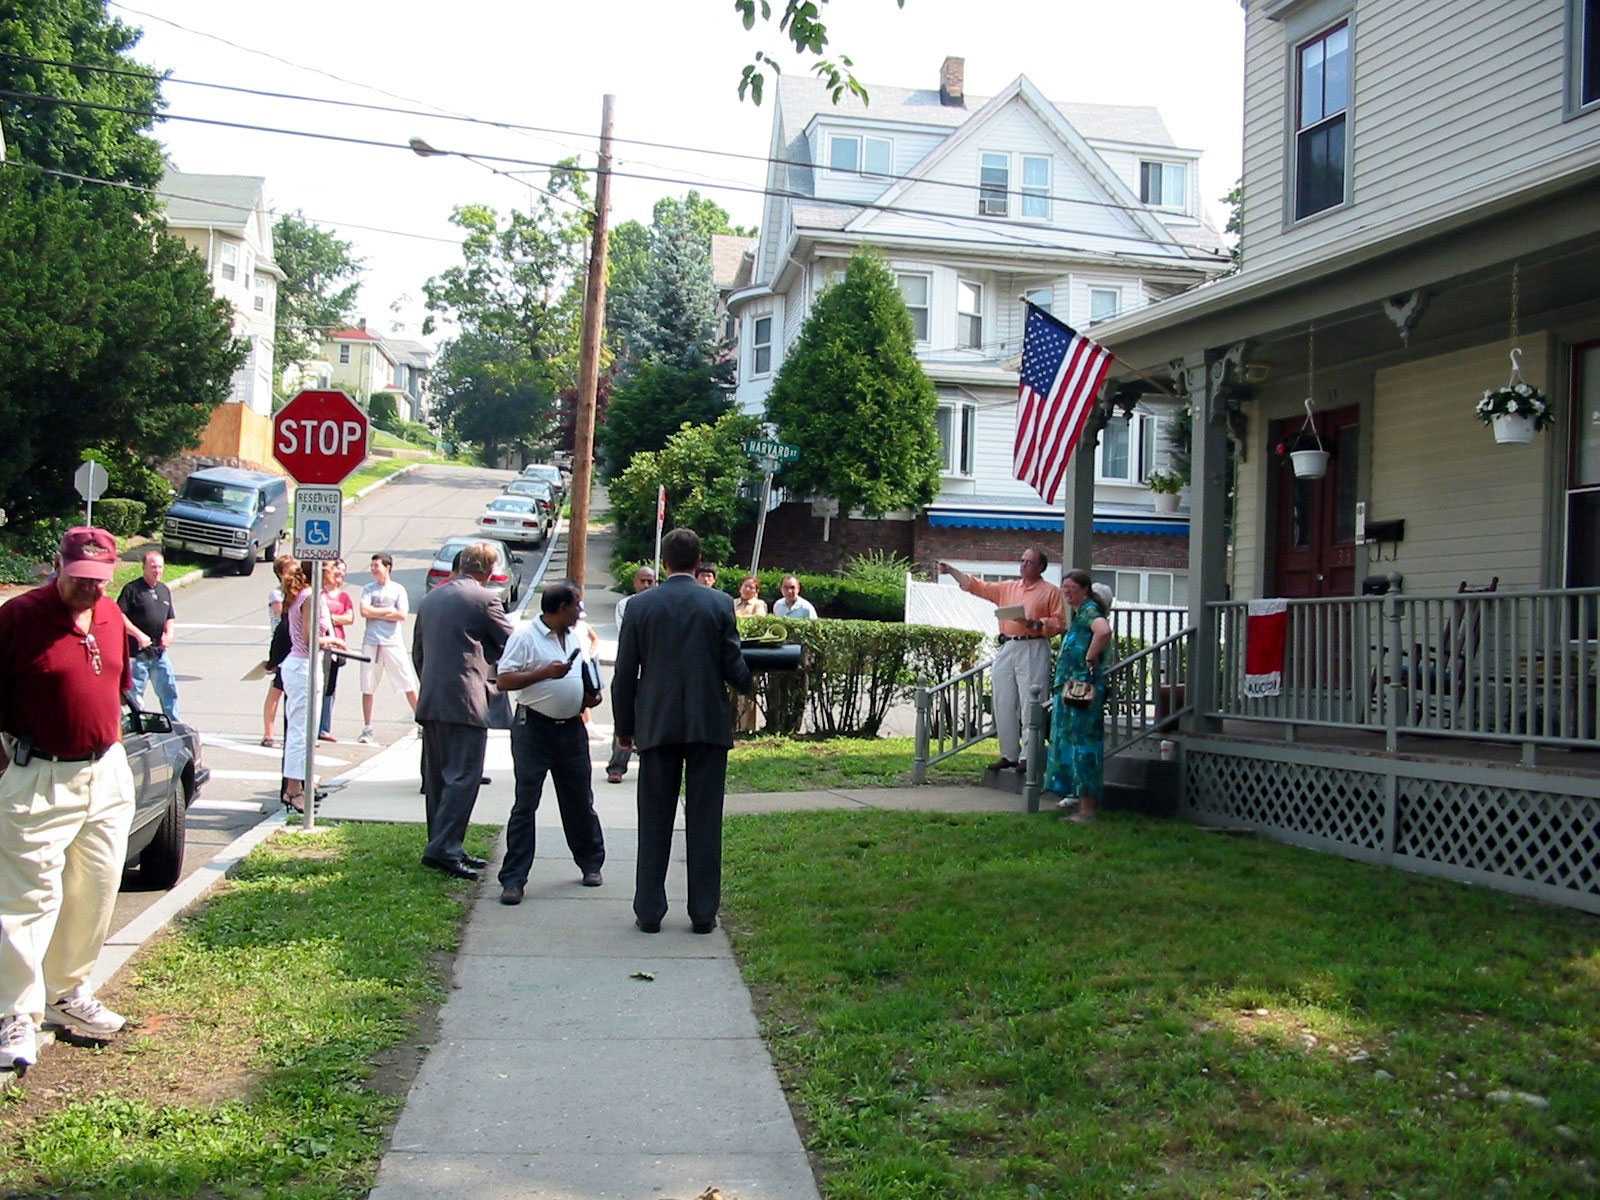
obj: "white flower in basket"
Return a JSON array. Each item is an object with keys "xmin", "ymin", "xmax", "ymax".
[{"xmin": 1477, "ymin": 349, "xmax": 1553, "ymax": 444}]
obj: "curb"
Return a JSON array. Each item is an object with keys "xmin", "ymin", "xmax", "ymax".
[{"xmin": 349, "ymin": 462, "xmax": 421, "ymax": 505}]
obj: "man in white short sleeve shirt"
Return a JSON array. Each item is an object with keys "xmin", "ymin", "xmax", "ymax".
[{"xmin": 358, "ymin": 553, "xmax": 419, "ymax": 744}]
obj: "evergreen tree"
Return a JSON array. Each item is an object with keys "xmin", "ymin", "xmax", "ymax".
[
  {"xmin": 608, "ymin": 192, "xmax": 740, "ymax": 370},
  {"xmin": 766, "ymin": 253, "xmax": 941, "ymax": 516},
  {"xmin": 272, "ymin": 213, "xmax": 364, "ymax": 398},
  {"xmin": 598, "ymin": 357, "xmax": 732, "ymax": 482}
]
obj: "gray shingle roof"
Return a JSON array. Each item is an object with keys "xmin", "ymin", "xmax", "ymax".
[
  {"xmin": 710, "ymin": 234, "xmax": 756, "ymax": 289},
  {"xmin": 777, "ymin": 75, "xmax": 1178, "ymax": 147},
  {"xmin": 383, "ymin": 337, "xmax": 434, "ymax": 367},
  {"xmin": 159, "ymin": 172, "xmax": 266, "ymax": 230}
]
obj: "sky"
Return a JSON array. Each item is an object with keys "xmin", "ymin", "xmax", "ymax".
[{"xmin": 112, "ymin": 0, "xmax": 1245, "ymax": 348}]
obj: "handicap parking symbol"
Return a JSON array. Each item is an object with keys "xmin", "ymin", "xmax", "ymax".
[{"xmin": 305, "ymin": 519, "xmax": 333, "ymax": 546}]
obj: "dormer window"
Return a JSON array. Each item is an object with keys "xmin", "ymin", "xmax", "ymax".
[
  {"xmin": 1294, "ymin": 21, "xmax": 1350, "ymax": 220},
  {"xmin": 828, "ymin": 134, "xmax": 893, "ymax": 177},
  {"xmin": 979, "ymin": 153, "xmax": 1009, "ymax": 216},
  {"xmin": 1139, "ymin": 161, "xmax": 1188, "ymax": 211}
]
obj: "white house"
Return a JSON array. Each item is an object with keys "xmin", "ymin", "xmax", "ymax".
[
  {"xmin": 726, "ymin": 58, "xmax": 1231, "ymax": 594},
  {"xmin": 383, "ymin": 337, "xmax": 435, "ymax": 422},
  {"xmin": 1076, "ymin": 0, "xmax": 1600, "ymax": 915},
  {"xmin": 162, "ymin": 172, "xmax": 282, "ymax": 416},
  {"xmin": 317, "ymin": 323, "xmax": 400, "ymax": 406}
]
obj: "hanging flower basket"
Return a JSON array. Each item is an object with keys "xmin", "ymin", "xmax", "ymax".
[
  {"xmin": 1290, "ymin": 449, "xmax": 1330, "ymax": 478},
  {"xmin": 1477, "ymin": 350, "xmax": 1553, "ymax": 446}
]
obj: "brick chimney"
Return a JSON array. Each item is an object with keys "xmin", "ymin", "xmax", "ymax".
[
  {"xmin": 940, "ymin": 56, "xmax": 965, "ymax": 107},
  {"xmin": 357, "ymin": 317, "xmax": 367, "ymax": 330}
]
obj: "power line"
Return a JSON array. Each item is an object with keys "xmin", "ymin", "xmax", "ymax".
[
  {"xmin": 0, "ymin": 159, "xmax": 470, "ymax": 247},
  {"xmin": 0, "ymin": 87, "xmax": 1225, "ymax": 265},
  {"xmin": 0, "ymin": 47, "xmax": 1226, "ymax": 232}
]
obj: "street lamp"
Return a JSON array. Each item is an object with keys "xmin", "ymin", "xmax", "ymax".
[{"xmin": 408, "ymin": 137, "xmax": 446, "ymax": 158}]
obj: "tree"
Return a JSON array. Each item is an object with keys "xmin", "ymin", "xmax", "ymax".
[
  {"xmin": 0, "ymin": 171, "xmax": 244, "ymax": 523},
  {"xmin": 766, "ymin": 253, "xmax": 941, "ymax": 516},
  {"xmin": 599, "ymin": 358, "xmax": 732, "ymax": 481},
  {"xmin": 609, "ymin": 411, "xmax": 763, "ymax": 567},
  {"xmin": 607, "ymin": 192, "xmax": 745, "ymax": 371},
  {"xmin": 0, "ymin": 1, "xmax": 165, "ymax": 210},
  {"xmin": 1224, "ymin": 178, "xmax": 1243, "ymax": 270},
  {"xmin": 429, "ymin": 329, "xmax": 557, "ymax": 465},
  {"xmin": 272, "ymin": 213, "xmax": 364, "ymax": 396},
  {"xmin": 732, "ymin": 0, "xmax": 906, "ymax": 106}
]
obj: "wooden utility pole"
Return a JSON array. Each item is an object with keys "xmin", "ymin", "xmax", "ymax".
[{"xmin": 567, "ymin": 93, "xmax": 614, "ymax": 590}]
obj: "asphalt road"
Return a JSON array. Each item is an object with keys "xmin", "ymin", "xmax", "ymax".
[{"xmin": 112, "ymin": 463, "xmax": 555, "ymax": 929}]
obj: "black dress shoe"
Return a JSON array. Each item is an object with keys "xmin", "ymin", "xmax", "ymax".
[
  {"xmin": 462, "ymin": 854, "xmax": 489, "ymax": 870},
  {"xmin": 634, "ymin": 917, "xmax": 661, "ymax": 933},
  {"xmin": 691, "ymin": 921, "xmax": 716, "ymax": 935},
  {"xmin": 420, "ymin": 855, "xmax": 479, "ymax": 881},
  {"xmin": 499, "ymin": 885, "xmax": 523, "ymax": 906},
  {"xmin": 581, "ymin": 869, "xmax": 603, "ymax": 887},
  {"xmin": 480, "ymin": 775, "xmax": 492, "ymax": 785}
]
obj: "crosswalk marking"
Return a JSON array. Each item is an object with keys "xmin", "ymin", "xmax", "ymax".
[{"xmin": 202, "ymin": 734, "xmax": 347, "ymax": 767}]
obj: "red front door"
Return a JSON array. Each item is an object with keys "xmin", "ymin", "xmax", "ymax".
[{"xmin": 1270, "ymin": 405, "xmax": 1360, "ymax": 598}]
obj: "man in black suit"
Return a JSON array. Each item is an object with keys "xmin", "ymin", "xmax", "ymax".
[
  {"xmin": 412, "ymin": 541, "xmax": 513, "ymax": 880},
  {"xmin": 612, "ymin": 527, "xmax": 753, "ymax": 933}
]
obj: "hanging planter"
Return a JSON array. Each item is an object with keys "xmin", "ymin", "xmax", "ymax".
[
  {"xmin": 1477, "ymin": 350, "xmax": 1552, "ymax": 446},
  {"xmin": 1279, "ymin": 324, "xmax": 1329, "ymax": 479},
  {"xmin": 1290, "ymin": 448, "xmax": 1330, "ymax": 478}
]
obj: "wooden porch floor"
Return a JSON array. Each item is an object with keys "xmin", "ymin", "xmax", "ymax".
[{"xmin": 1215, "ymin": 720, "xmax": 1600, "ymax": 780}]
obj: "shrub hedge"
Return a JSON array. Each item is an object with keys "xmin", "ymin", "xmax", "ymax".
[
  {"xmin": 94, "ymin": 499, "xmax": 146, "ymax": 538},
  {"xmin": 737, "ymin": 615, "xmax": 984, "ymax": 738},
  {"xmin": 615, "ymin": 561, "xmax": 904, "ymax": 623}
]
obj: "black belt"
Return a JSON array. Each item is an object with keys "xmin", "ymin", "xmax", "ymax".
[
  {"xmin": 518, "ymin": 706, "xmax": 583, "ymax": 727},
  {"xmin": 5, "ymin": 739, "xmax": 114, "ymax": 764},
  {"xmin": 997, "ymin": 634, "xmax": 1047, "ymax": 644}
]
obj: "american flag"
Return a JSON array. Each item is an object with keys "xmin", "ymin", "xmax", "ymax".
[{"xmin": 1012, "ymin": 304, "xmax": 1114, "ymax": 505}]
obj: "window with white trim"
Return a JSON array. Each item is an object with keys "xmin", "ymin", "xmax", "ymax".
[
  {"xmin": 979, "ymin": 152, "xmax": 1009, "ymax": 216},
  {"xmin": 219, "ymin": 242, "xmax": 238, "ymax": 282},
  {"xmin": 957, "ymin": 280, "xmax": 983, "ymax": 350},
  {"xmin": 1021, "ymin": 155, "xmax": 1050, "ymax": 219},
  {"xmin": 1089, "ymin": 287, "xmax": 1121, "ymax": 323},
  {"xmin": 1575, "ymin": 0, "xmax": 1599, "ymax": 110},
  {"xmin": 827, "ymin": 135, "xmax": 860, "ymax": 173},
  {"xmin": 897, "ymin": 272, "xmax": 930, "ymax": 342},
  {"xmin": 864, "ymin": 136, "xmax": 892, "ymax": 177},
  {"xmin": 1139, "ymin": 161, "xmax": 1188, "ymax": 211},
  {"xmin": 338, "ymin": 343, "xmax": 352, "ymax": 365},
  {"xmin": 827, "ymin": 134, "xmax": 892, "ymax": 177},
  {"xmin": 1024, "ymin": 287, "xmax": 1053, "ymax": 313},
  {"xmin": 935, "ymin": 402, "xmax": 976, "ymax": 476},
  {"xmin": 1091, "ymin": 568, "xmax": 1187, "ymax": 607},
  {"xmin": 752, "ymin": 316, "xmax": 773, "ymax": 375},
  {"xmin": 1295, "ymin": 21, "xmax": 1350, "ymax": 220},
  {"xmin": 253, "ymin": 295, "xmax": 266, "ymax": 312},
  {"xmin": 1096, "ymin": 411, "xmax": 1160, "ymax": 483}
]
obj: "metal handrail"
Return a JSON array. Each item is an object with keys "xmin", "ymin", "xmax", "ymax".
[
  {"xmin": 912, "ymin": 657, "xmax": 996, "ymax": 783},
  {"xmin": 1105, "ymin": 626, "xmax": 1196, "ymax": 757}
]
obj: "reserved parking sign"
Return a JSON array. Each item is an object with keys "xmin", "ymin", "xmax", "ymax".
[{"xmin": 293, "ymin": 486, "xmax": 344, "ymax": 560}]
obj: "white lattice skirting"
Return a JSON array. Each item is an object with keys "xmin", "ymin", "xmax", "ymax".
[{"xmin": 1184, "ymin": 740, "xmax": 1600, "ymax": 915}]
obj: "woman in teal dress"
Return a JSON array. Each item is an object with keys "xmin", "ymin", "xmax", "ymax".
[{"xmin": 1045, "ymin": 569, "xmax": 1114, "ymax": 822}]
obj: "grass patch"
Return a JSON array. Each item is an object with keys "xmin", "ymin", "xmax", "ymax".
[
  {"xmin": 110, "ymin": 539, "xmax": 203, "ymax": 595},
  {"xmin": 726, "ymin": 735, "xmax": 993, "ymax": 793},
  {"xmin": 722, "ymin": 811, "xmax": 1600, "ymax": 1199},
  {"xmin": 0, "ymin": 821, "xmax": 495, "ymax": 1198},
  {"xmin": 340, "ymin": 458, "xmax": 412, "ymax": 498}
]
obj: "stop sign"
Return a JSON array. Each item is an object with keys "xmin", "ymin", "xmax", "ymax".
[{"xmin": 273, "ymin": 389, "xmax": 370, "ymax": 485}]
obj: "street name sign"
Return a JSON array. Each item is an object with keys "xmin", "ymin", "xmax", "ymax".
[
  {"xmin": 273, "ymin": 389, "xmax": 371, "ymax": 485},
  {"xmin": 741, "ymin": 437, "xmax": 799, "ymax": 463},
  {"xmin": 293, "ymin": 485, "xmax": 344, "ymax": 561}
]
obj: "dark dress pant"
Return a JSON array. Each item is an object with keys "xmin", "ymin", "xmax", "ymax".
[
  {"xmin": 634, "ymin": 742, "xmax": 727, "ymax": 928},
  {"xmin": 420, "ymin": 720, "xmax": 488, "ymax": 863},
  {"xmin": 500, "ymin": 709, "xmax": 606, "ymax": 888}
]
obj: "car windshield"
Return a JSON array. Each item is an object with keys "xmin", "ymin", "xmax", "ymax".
[
  {"xmin": 487, "ymin": 498, "xmax": 534, "ymax": 512},
  {"xmin": 181, "ymin": 480, "xmax": 256, "ymax": 512},
  {"xmin": 506, "ymin": 482, "xmax": 550, "ymax": 498},
  {"xmin": 524, "ymin": 466, "xmax": 560, "ymax": 481},
  {"xmin": 437, "ymin": 540, "xmax": 505, "ymax": 570}
]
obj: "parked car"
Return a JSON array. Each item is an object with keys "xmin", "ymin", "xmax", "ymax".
[
  {"xmin": 424, "ymin": 536, "xmax": 522, "ymax": 607},
  {"xmin": 519, "ymin": 463, "xmax": 566, "ymax": 504},
  {"xmin": 477, "ymin": 495, "xmax": 550, "ymax": 546},
  {"xmin": 502, "ymin": 478, "xmax": 555, "ymax": 507},
  {"xmin": 120, "ymin": 703, "xmax": 209, "ymax": 890},
  {"xmin": 162, "ymin": 467, "xmax": 289, "ymax": 577}
]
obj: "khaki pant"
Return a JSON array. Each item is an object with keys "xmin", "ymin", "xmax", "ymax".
[
  {"xmin": 0, "ymin": 742, "xmax": 135, "ymax": 1022},
  {"xmin": 992, "ymin": 637, "xmax": 1053, "ymax": 763}
]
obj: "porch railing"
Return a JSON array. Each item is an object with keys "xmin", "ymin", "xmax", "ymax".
[
  {"xmin": 912, "ymin": 659, "xmax": 995, "ymax": 784},
  {"xmin": 1105, "ymin": 626, "xmax": 1197, "ymax": 757},
  {"xmin": 1111, "ymin": 604, "xmax": 1189, "ymax": 653},
  {"xmin": 1208, "ymin": 588, "xmax": 1600, "ymax": 750}
]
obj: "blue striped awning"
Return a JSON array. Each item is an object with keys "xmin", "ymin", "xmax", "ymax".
[{"xmin": 925, "ymin": 511, "xmax": 1187, "ymax": 536}]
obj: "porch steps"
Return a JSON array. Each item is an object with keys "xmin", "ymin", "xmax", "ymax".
[{"xmin": 1104, "ymin": 753, "xmax": 1180, "ymax": 818}]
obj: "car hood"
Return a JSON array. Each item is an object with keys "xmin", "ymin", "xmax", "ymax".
[{"xmin": 167, "ymin": 500, "xmax": 252, "ymax": 528}]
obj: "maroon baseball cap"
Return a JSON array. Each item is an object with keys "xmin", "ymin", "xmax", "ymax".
[{"xmin": 58, "ymin": 526, "xmax": 117, "ymax": 580}]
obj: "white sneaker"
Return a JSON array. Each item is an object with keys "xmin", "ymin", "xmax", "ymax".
[
  {"xmin": 0, "ymin": 1014, "xmax": 38, "ymax": 1069},
  {"xmin": 46, "ymin": 988, "xmax": 125, "ymax": 1037},
  {"xmin": 1055, "ymin": 794, "xmax": 1078, "ymax": 810},
  {"xmin": 357, "ymin": 727, "xmax": 376, "ymax": 745}
]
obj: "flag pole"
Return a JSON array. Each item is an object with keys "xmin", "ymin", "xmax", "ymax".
[{"xmin": 1018, "ymin": 297, "xmax": 1178, "ymax": 399}]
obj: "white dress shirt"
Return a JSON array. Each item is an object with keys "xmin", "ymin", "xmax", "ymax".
[
  {"xmin": 773, "ymin": 596, "xmax": 818, "ymax": 620},
  {"xmin": 498, "ymin": 616, "xmax": 587, "ymax": 718}
]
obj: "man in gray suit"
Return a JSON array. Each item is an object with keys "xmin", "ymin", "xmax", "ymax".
[
  {"xmin": 412, "ymin": 541, "xmax": 513, "ymax": 880},
  {"xmin": 612, "ymin": 528, "xmax": 753, "ymax": 934}
]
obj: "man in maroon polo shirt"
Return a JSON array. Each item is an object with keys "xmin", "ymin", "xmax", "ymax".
[{"xmin": 0, "ymin": 527, "xmax": 137, "ymax": 1071}]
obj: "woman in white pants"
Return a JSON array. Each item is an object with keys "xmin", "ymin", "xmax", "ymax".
[{"xmin": 280, "ymin": 562, "xmax": 339, "ymax": 812}]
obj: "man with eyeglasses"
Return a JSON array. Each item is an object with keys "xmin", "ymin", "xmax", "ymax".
[{"xmin": 0, "ymin": 527, "xmax": 137, "ymax": 1071}]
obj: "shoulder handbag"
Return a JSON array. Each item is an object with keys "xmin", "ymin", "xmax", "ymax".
[
  {"xmin": 267, "ymin": 613, "xmax": 292, "ymax": 670},
  {"xmin": 1062, "ymin": 675, "xmax": 1095, "ymax": 708}
]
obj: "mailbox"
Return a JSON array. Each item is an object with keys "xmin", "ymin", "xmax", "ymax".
[{"xmin": 740, "ymin": 640, "xmax": 803, "ymax": 673}]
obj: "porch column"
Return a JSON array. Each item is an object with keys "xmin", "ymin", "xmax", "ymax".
[
  {"xmin": 1060, "ymin": 407, "xmax": 1102, "ymax": 576},
  {"xmin": 1184, "ymin": 351, "xmax": 1231, "ymax": 734}
]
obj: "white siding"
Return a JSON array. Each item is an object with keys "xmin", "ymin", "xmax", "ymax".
[
  {"xmin": 1370, "ymin": 338, "xmax": 1551, "ymax": 592},
  {"xmin": 1240, "ymin": 0, "xmax": 1600, "ymax": 277},
  {"xmin": 809, "ymin": 123, "xmax": 949, "ymax": 206},
  {"xmin": 965, "ymin": 400, "xmax": 1039, "ymax": 502}
]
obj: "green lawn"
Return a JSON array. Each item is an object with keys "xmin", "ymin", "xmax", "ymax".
[
  {"xmin": 339, "ymin": 458, "xmax": 411, "ymax": 498},
  {"xmin": 110, "ymin": 538, "xmax": 203, "ymax": 594},
  {"xmin": 370, "ymin": 429, "xmax": 426, "ymax": 452},
  {"xmin": 0, "ymin": 822, "xmax": 495, "ymax": 1198},
  {"xmin": 722, "ymin": 811, "xmax": 1600, "ymax": 1199},
  {"xmin": 726, "ymin": 735, "xmax": 994, "ymax": 793}
]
